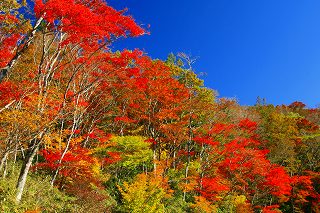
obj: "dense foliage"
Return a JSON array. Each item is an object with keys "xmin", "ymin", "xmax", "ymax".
[{"xmin": 0, "ymin": 1, "xmax": 319, "ymax": 212}]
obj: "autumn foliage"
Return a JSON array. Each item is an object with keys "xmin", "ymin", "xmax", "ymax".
[{"xmin": 0, "ymin": 1, "xmax": 319, "ymax": 212}]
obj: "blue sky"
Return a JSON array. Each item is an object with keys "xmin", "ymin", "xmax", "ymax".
[{"xmin": 108, "ymin": 0, "xmax": 320, "ymax": 107}]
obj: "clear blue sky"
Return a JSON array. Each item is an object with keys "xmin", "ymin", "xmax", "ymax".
[{"xmin": 108, "ymin": 0, "xmax": 320, "ymax": 107}]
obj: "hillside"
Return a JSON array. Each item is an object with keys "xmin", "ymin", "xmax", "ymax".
[{"xmin": 0, "ymin": 1, "xmax": 319, "ymax": 212}]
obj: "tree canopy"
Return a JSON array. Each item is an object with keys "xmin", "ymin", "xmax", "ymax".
[{"xmin": 0, "ymin": 1, "xmax": 319, "ymax": 212}]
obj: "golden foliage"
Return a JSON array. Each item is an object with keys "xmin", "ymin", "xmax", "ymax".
[
  {"xmin": 190, "ymin": 196, "xmax": 215, "ymax": 213},
  {"xmin": 118, "ymin": 172, "xmax": 172, "ymax": 213}
]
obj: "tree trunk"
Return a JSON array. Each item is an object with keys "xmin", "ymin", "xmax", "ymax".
[
  {"xmin": 183, "ymin": 146, "xmax": 190, "ymax": 201},
  {"xmin": 0, "ymin": 151, "xmax": 9, "ymax": 173},
  {"xmin": 0, "ymin": 16, "xmax": 44, "ymax": 82},
  {"xmin": 3, "ymin": 157, "xmax": 8, "ymax": 178},
  {"xmin": 15, "ymin": 144, "xmax": 39, "ymax": 202},
  {"xmin": 153, "ymin": 148, "xmax": 157, "ymax": 176},
  {"xmin": 183, "ymin": 105, "xmax": 193, "ymax": 201}
]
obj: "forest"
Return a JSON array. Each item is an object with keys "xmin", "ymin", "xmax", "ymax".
[{"xmin": 0, "ymin": 0, "xmax": 319, "ymax": 212}]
